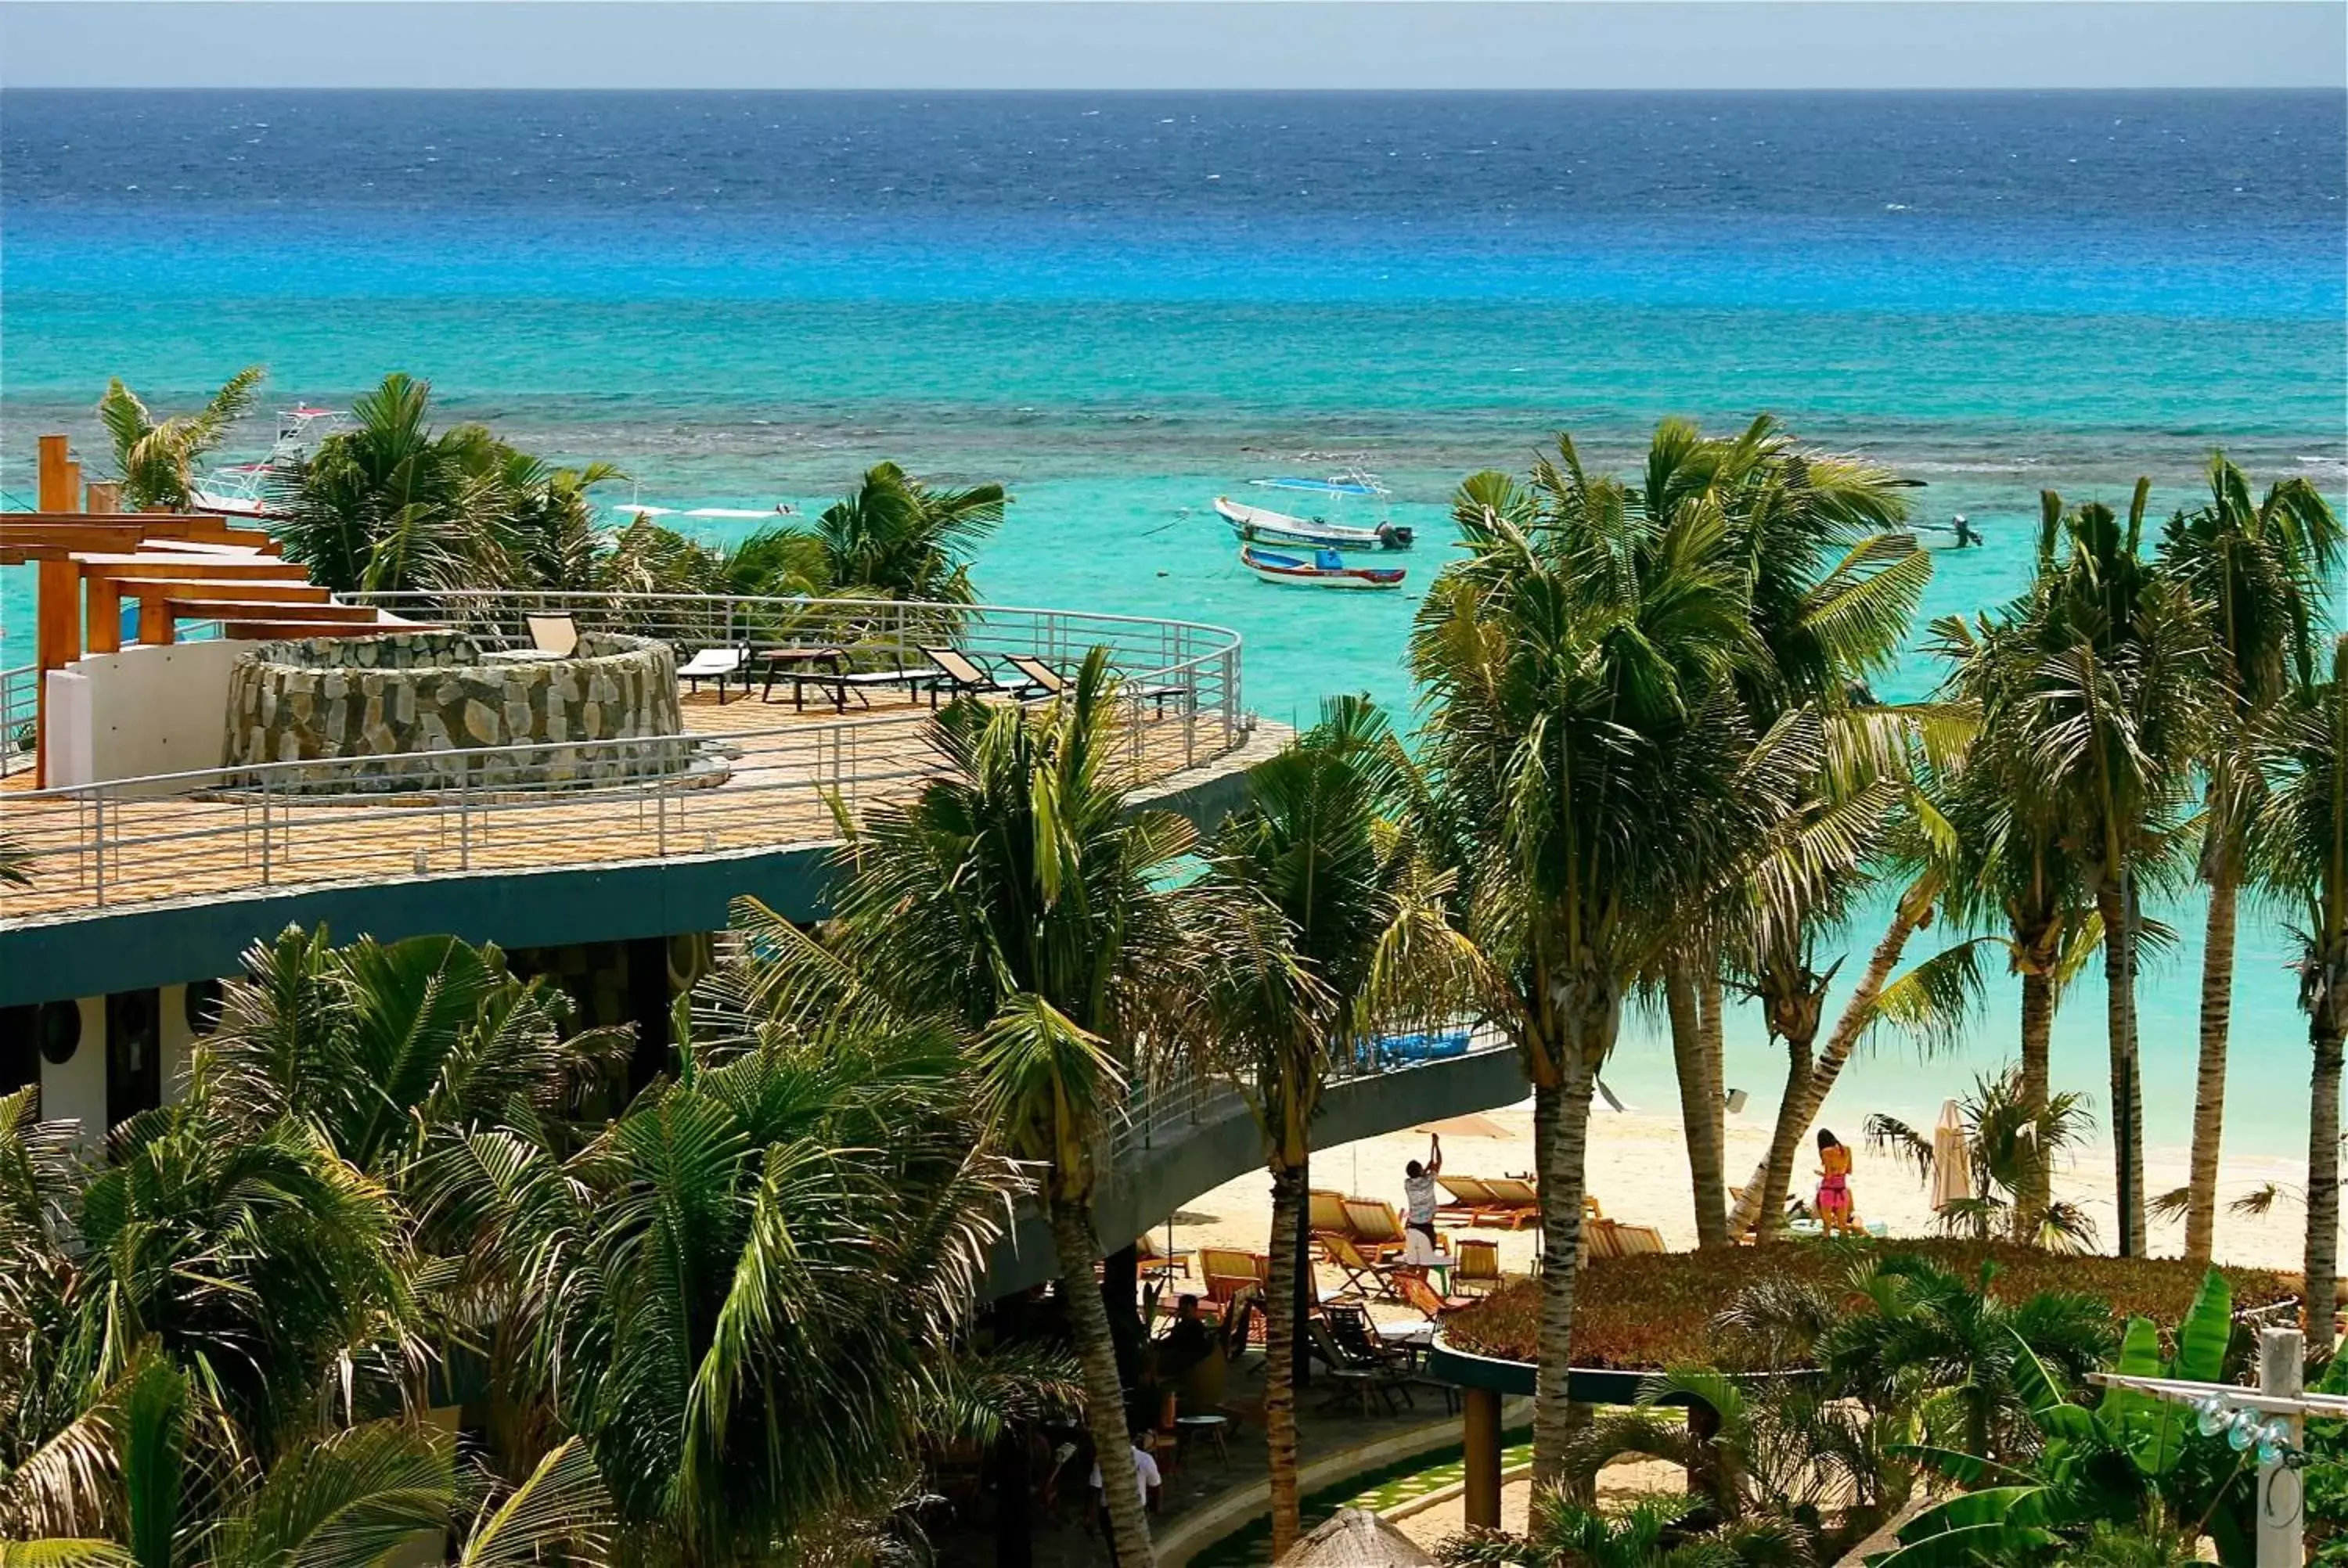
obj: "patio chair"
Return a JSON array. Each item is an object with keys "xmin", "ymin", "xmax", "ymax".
[
  {"xmin": 1392, "ymin": 1268, "xmax": 1476, "ymax": 1321},
  {"xmin": 1003, "ymin": 653, "xmax": 1190, "ymax": 716},
  {"xmin": 1308, "ymin": 1188, "xmax": 1352, "ymax": 1237},
  {"xmin": 1339, "ymin": 1198, "xmax": 1411, "ymax": 1264},
  {"xmin": 679, "ymin": 644, "xmax": 748, "ymax": 703},
  {"xmin": 1320, "ymin": 1233, "xmax": 1399, "ymax": 1301},
  {"xmin": 524, "ymin": 612, "xmax": 579, "ymax": 656},
  {"xmin": 919, "ymin": 645, "xmax": 1040, "ymax": 700},
  {"xmin": 1453, "ymin": 1237, "xmax": 1504, "ymax": 1296},
  {"xmin": 1307, "ymin": 1318, "xmax": 1408, "ymax": 1417},
  {"xmin": 1199, "ymin": 1247, "xmax": 1268, "ymax": 1318},
  {"xmin": 1321, "ymin": 1303, "xmax": 1413, "ymax": 1374}
]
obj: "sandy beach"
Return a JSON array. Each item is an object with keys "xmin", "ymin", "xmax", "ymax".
[{"xmin": 1157, "ymin": 1095, "xmax": 2322, "ymax": 1281}]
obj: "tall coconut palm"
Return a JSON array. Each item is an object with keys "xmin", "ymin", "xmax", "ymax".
[
  {"xmin": 95, "ymin": 367, "xmax": 266, "ymax": 512},
  {"xmin": 1410, "ymin": 427, "xmax": 1785, "ymax": 1480},
  {"xmin": 1191, "ymin": 698, "xmax": 1480, "ymax": 1555},
  {"xmin": 2022, "ymin": 484, "xmax": 2207, "ymax": 1257},
  {"xmin": 2252, "ymin": 635, "xmax": 2348, "ymax": 1353},
  {"xmin": 2159, "ymin": 458, "xmax": 2343, "ymax": 1264},
  {"xmin": 740, "ymin": 650, "xmax": 1190, "ymax": 1566}
]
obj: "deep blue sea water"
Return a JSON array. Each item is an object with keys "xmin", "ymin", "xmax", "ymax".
[{"xmin": 3, "ymin": 90, "xmax": 2344, "ymax": 1193}]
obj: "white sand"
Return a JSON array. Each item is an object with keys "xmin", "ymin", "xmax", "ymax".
[{"xmin": 1155, "ymin": 1095, "xmax": 2321, "ymax": 1278}]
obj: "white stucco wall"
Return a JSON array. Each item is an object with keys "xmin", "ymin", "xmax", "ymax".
[
  {"xmin": 39, "ymin": 997, "xmax": 107, "ymax": 1147},
  {"xmin": 47, "ymin": 640, "xmax": 243, "ymax": 791}
]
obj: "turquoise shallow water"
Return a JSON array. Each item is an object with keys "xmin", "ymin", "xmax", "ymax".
[{"xmin": 2, "ymin": 89, "xmax": 2343, "ymax": 1185}]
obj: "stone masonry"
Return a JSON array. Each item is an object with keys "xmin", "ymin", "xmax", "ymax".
[{"xmin": 225, "ymin": 631, "xmax": 690, "ymax": 792}]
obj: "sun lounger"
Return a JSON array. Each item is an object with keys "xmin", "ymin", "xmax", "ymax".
[
  {"xmin": 678, "ymin": 644, "xmax": 748, "ymax": 702},
  {"xmin": 1471, "ymin": 1178, "xmax": 1541, "ymax": 1229},
  {"xmin": 1435, "ymin": 1174, "xmax": 1499, "ymax": 1221},
  {"xmin": 1583, "ymin": 1219, "xmax": 1625, "ymax": 1261},
  {"xmin": 1612, "ymin": 1223, "xmax": 1667, "ymax": 1255},
  {"xmin": 1392, "ymin": 1268, "xmax": 1475, "ymax": 1320},
  {"xmin": 1309, "ymin": 1188, "xmax": 1352, "ymax": 1237},
  {"xmin": 1004, "ymin": 653, "xmax": 1190, "ymax": 715},
  {"xmin": 1339, "ymin": 1198, "xmax": 1411, "ymax": 1264},
  {"xmin": 919, "ymin": 645, "xmax": 1039, "ymax": 700}
]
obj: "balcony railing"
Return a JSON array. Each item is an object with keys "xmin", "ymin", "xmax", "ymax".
[{"xmin": 1, "ymin": 593, "xmax": 1247, "ymax": 920}]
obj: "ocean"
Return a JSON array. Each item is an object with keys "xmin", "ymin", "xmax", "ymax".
[{"xmin": 2, "ymin": 89, "xmax": 2343, "ymax": 1183}]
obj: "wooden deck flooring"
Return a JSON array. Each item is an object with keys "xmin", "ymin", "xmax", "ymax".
[{"xmin": 0, "ymin": 685, "xmax": 1239, "ymax": 923}]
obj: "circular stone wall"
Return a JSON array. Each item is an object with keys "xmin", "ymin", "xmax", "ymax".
[{"xmin": 225, "ymin": 630, "xmax": 688, "ymax": 790}]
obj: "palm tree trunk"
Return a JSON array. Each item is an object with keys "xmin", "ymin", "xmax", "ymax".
[
  {"xmin": 2187, "ymin": 873, "xmax": 2239, "ymax": 1267},
  {"xmin": 2018, "ymin": 967, "xmax": 2055, "ymax": 1233},
  {"xmin": 2305, "ymin": 999, "xmax": 2345, "ymax": 1357},
  {"xmin": 2306, "ymin": 1022, "xmax": 2343, "ymax": 1355},
  {"xmin": 1732, "ymin": 897, "xmax": 1924, "ymax": 1237},
  {"xmin": 2098, "ymin": 878, "xmax": 2148, "ymax": 1257},
  {"xmin": 1700, "ymin": 973, "xmax": 1727, "ymax": 1217},
  {"xmin": 1049, "ymin": 1196, "xmax": 1155, "ymax": 1568},
  {"xmin": 1666, "ymin": 965, "xmax": 1729, "ymax": 1250},
  {"xmin": 1532, "ymin": 1048, "xmax": 1600, "ymax": 1487},
  {"xmin": 1264, "ymin": 1160, "xmax": 1306, "ymax": 1559},
  {"xmin": 1755, "ymin": 1032, "xmax": 1815, "ymax": 1245}
]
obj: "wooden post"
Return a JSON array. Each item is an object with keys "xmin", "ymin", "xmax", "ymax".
[
  {"xmin": 87, "ymin": 581, "xmax": 124, "ymax": 655},
  {"xmin": 33, "ymin": 559, "xmax": 83, "ymax": 787},
  {"xmin": 86, "ymin": 481, "xmax": 122, "ymax": 516},
  {"xmin": 1463, "ymin": 1386, "xmax": 1503, "ymax": 1530},
  {"xmin": 2258, "ymin": 1326, "xmax": 2304, "ymax": 1568},
  {"xmin": 138, "ymin": 596, "xmax": 176, "ymax": 649},
  {"xmin": 36, "ymin": 435, "xmax": 70, "ymax": 511}
]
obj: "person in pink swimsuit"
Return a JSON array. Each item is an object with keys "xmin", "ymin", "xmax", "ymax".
[{"xmin": 1815, "ymin": 1128, "xmax": 1855, "ymax": 1235}]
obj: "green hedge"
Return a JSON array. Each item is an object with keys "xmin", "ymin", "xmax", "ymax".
[{"xmin": 1442, "ymin": 1239, "xmax": 2300, "ymax": 1369}]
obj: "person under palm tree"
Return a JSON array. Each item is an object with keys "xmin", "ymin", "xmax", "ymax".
[{"xmin": 1814, "ymin": 1130, "xmax": 1856, "ymax": 1237}]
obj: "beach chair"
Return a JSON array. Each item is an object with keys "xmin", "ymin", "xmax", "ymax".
[
  {"xmin": 1198, "ymin": 1247, "xmax": 1268, "ymax": 1314},
  {"xmin": 1339, "ymin": 1198, "xmax": 1412, "ymax": 1264},
  {"xmin": 1392, "ymin": 1268, "xmax": 1475, "ymax": 1320},
  {"xmin": 1136, "ymin": 1232, "xmax": 1189, "ymax": 1282},
  {"xmin": 524, "ymin": 612, "xmax": 578, "ymax": 656},
  {"xmin": 1453, "ymin": 1237, "xmax": 1504, "ymax": 1296},
  {"xmin": 1320, "ymin": 1233, "xmax": 1399, "ymax": 1300},
  {"xmin": 1004, "ymin": 653, "xmax": 1190, "ymax": 716},
  {"xmin": 1435, "ymin": 1174, "xmax": 1500, "ymax": 1224},
  {"xmin": 1583, "ymin": 1218, "xmax": 1626, "ymax": 1261},
  {"xmin": 1308, "ymin": 1188, "xmax": 1352, "ymax": 1237},
  {"xmin": 679, "ymin": 643, "xmax": 748, "ymax": 702},
  {"xmin": 1612, "ymin": 1223, "xmax": 1667, "ymax": 1255},
  {"xmin": 1478, "ymin": 1178, "xmax": 1543, "ymax": 1230},
  {"xmin": 919, "ymin": 645, "xmax": 1039, "ymax": 700}
]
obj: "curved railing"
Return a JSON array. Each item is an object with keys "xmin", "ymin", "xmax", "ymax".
[{"xmin": 0, "ymin": 593, "xmax": 1247, "ymax": 920}]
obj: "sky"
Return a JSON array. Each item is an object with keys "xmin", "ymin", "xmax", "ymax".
[{"xmin": 2, "ymin": 1, "xmax": 2343, "ymax": 90}]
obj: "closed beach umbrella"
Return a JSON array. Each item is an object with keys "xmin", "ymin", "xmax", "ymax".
[
  {"xmin": 1413, "ymin": 1113, "xmax": 1511, "ymax": 1140},
  {"xmin": 1278, "ymin": 1507, "xmax": 1435, "ymax": 1566},
  {"xmin": 1931, "ymin": 1099, "xmax": 1974, "ymax": 1211}
]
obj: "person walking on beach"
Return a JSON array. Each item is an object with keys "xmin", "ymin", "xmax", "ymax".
[
  {"xmin": 1403, "ymin": 1133, "xmax": 1443, "ymax": 1263},
  {"xmin": 1815, "ymin": 1128, "xmax": 1856, "ymax": 1237}
]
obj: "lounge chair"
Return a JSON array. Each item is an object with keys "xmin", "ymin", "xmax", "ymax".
[
  {"xmin": 1477, "ymin": 1178, "xmax": 1543, "ymax": 1230},
  {"xmin": 1136, "ymin": 1232, "xmax": 1189, "ymax": 1281},
  {"xmin": 1308, "ymin": 1188, "xmax": 1352, "ymax": 1237},
  {"xmin": 1338, "ymin": 1198, "xmax": 1411, "ymax": 1264},
  {"xmin": 1198, "ymin": 1247, "xmax": 1268, "ymax": 1313},
  {"xmin": 1392, "ymin": 1268, "xmax": 1475, "ymax": 1320},
  {"xmin": 1612, "ymin": 1222, "xmax": 1667, "ymax": 1255},
  {"xmin": 1320, "ymin": 1233, "xmax": 1399, "ymax": 1300},
  {"xmin": 1004, "ymin": 653, "xmax": 1190, "ymax": 716},
  {"xmin": 679, "ymin": 644, "xmax": 748, "ymax": 702},
  {"xmin": 525, "ymin": 612, "xmax": 579, "ymax": 656},
  {"xmin": 919, "ymin": 645, "xmax": 1039, "ymax": 700},
  {"xmin": 1583, "ymin": 1219, "xmax": 1625, "ymax": 1261},
  {"xmin": 1435, "ymin": 1174, "xmax": 1500, "ymax": 1223}
]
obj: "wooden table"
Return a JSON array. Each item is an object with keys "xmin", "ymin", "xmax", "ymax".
[{"xmin": 757, "ymin": 646, "xmax": 851, "ymax": 710}]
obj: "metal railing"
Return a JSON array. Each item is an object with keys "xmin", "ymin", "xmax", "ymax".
[{"xmin": 1, "ymin": 594, "xmax": 1246, "ymax": 920}]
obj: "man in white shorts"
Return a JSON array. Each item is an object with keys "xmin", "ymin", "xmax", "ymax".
[{"xmin": 1403, "ymin": 1132, "xmax": 1443, "ymax": 1264}]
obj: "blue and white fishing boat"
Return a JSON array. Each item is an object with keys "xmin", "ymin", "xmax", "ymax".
[
  {"xmin": 1214, "ymin": 470, "xmax": 1413, "ymax": 552},
  {"xmin": 1239, "ymin": 542, "xmax": 1406, "ymax": 590}
]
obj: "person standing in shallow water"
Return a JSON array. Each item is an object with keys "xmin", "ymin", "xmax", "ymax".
[
  {"xmin": 1815, "ymin": 1129, "xmax": 1856, "ymax": 1237},
  {"xmin": 1403, "ymin": 1133, "xmax": 1443, "ymax": 1263}
]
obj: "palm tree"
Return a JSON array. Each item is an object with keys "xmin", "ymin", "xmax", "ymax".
[
  {"xmin": 1191, "ymin": 698, "xmax": 1478, "ymax": 1555},
  {"xmin": 2158, "ymin": 458, "xmax": 2343, "ymax": 1265},
  {"xmin": 733, "ymin": 461, "xmax": 1006, "ymax": 604},
  {"xmin": 2252, "ymin": 635, "xmax": 2348, "ymax": 1353},
  {"xmin": 744, "ymin": 651, "xmax": 1190, "ymax": 1566},
  {"xmin": 95, "ymin": 367, "xmax": 267, "ymax": 512},
  {"xmin": 1410, "ymin": 426, "xmax": 1785, "ymax": 1481}
]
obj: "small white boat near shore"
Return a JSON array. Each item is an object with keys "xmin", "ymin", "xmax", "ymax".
[
  {"xmin": 1215, "ymin": 496, "xmax": 1414, "ymax": 552},
  {"xmin": 1240, "ymin": 542, "xmax": 1406, "ymax": 590}
]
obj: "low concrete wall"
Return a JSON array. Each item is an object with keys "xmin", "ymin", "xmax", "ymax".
[{"xmin": 46, "ymin": 641, "xmax": 247, "ymax": 792}]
